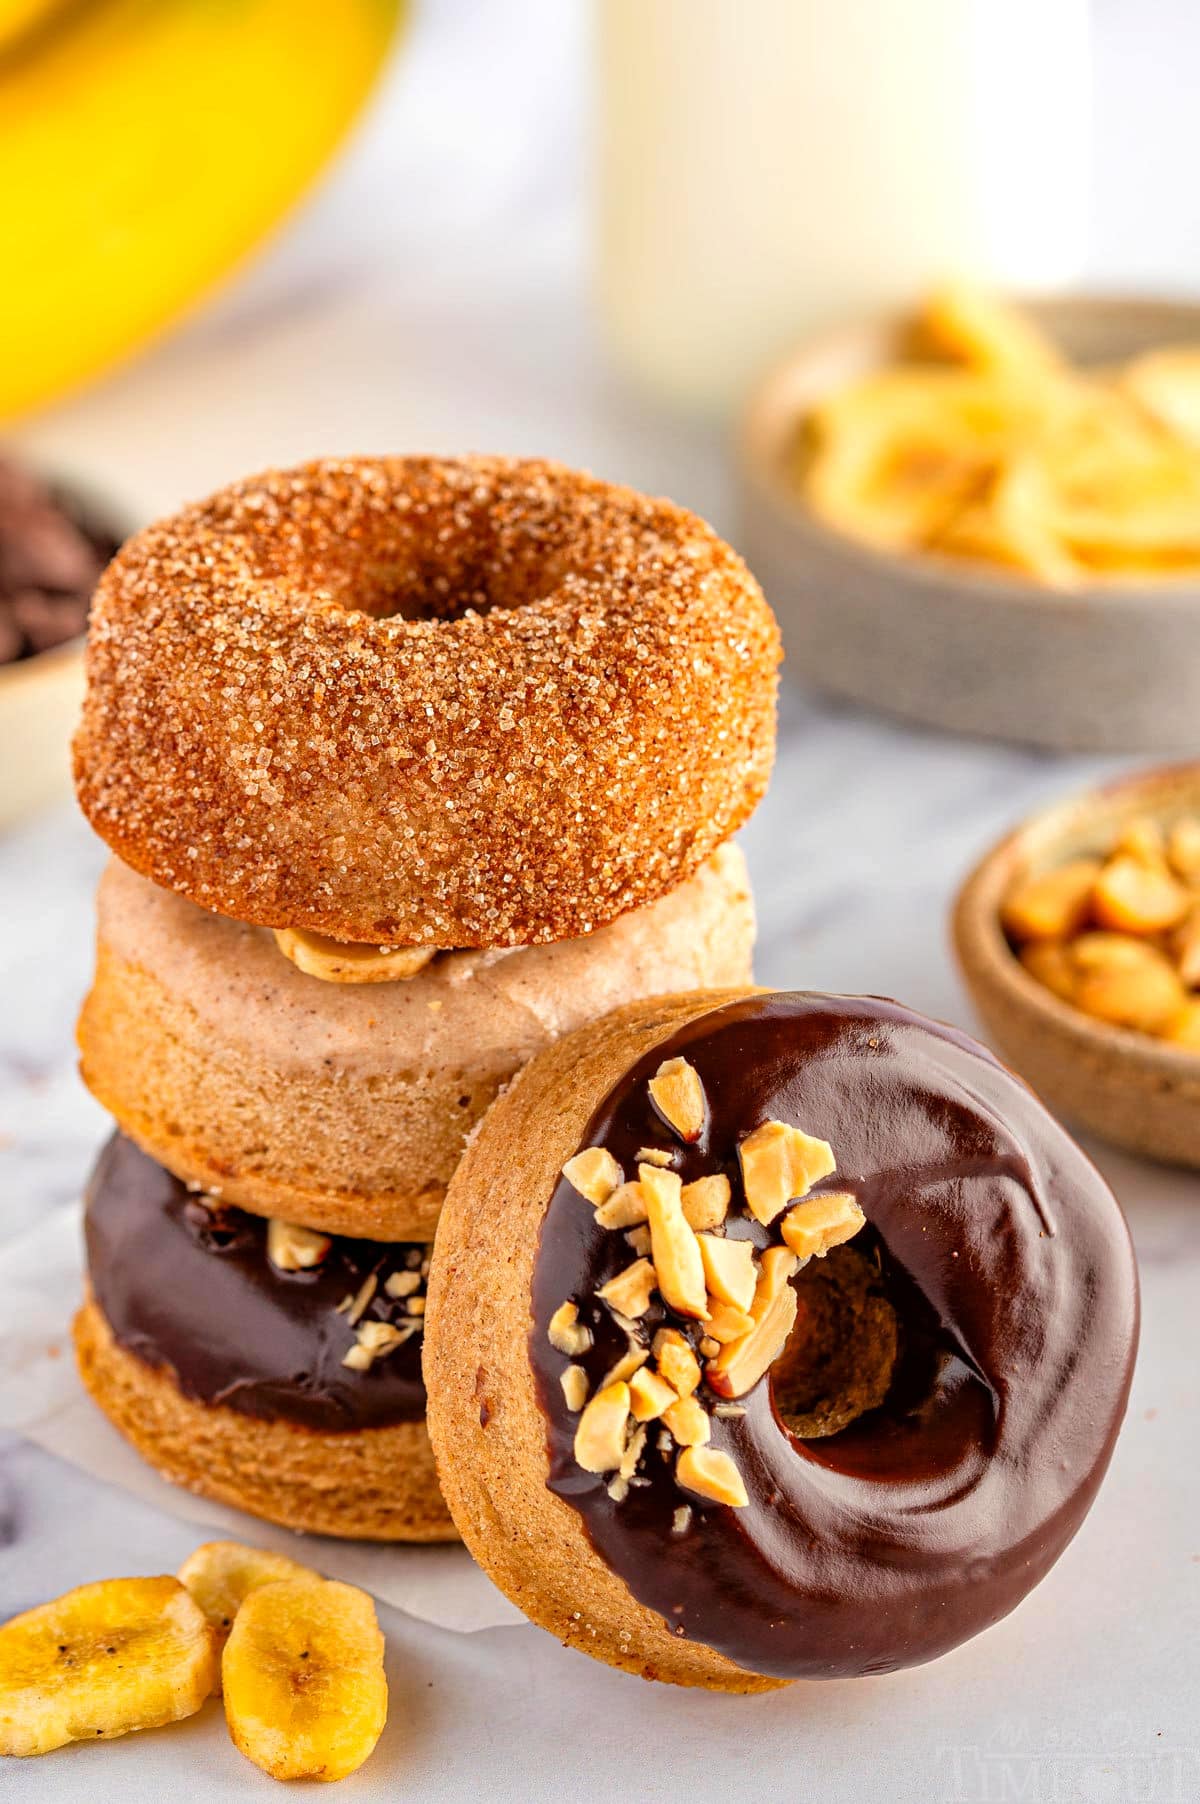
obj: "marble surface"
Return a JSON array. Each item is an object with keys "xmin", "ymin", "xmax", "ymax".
[{"xmin": 2, "ymin": 1, "xmax": 1200, "ymax": 1797}]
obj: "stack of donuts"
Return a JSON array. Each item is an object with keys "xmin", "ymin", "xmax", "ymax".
[
  {"xmin": 66, "ymin": 451, "xmax": 1139, "ymax": 1695},
  {"xmin": 69, "ymin": 455, "xmax": 781, "ymax": 1543}
]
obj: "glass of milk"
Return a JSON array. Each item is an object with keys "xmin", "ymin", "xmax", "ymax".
[{"xmin": 596, "ymin": 0, "xmax": 1091, "ymax": 414}]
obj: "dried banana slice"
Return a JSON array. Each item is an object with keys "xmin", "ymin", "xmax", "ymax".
[
  {"xmin": 0, "ymin": 1576, "xmax": 216, "ymax": 1758},
  {"xmin": 222, "ymin": 1578, "xmax": 387, "ymax": 1782},
  {"xmin": 916, "ymin": 284, "xmax": 1064, "ymax": 380},
  {"xmin": 178, "ymin": 1541, "xmax": 321, "ymax": 1655},
  {"xmin": 1122, "ymin": 346, "xmax": 1200, "ymax": 449}
]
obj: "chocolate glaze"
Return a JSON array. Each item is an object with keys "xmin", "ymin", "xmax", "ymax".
[
  {"xmin": 85, "ymin": 1133, "xmax": 426, "ymax": 1433},
  {"xmin": 530, "ymin": 993, "xmax": 1139, "ymax": 1681}
]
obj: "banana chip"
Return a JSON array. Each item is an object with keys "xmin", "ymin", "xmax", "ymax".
[
  {"xmin": 222, "ymin": 1578, "xmax": 387, "ymax": 1782},
  {"xmin": 917, "ymin": 284, "xmax": 1064, "ymax": 381},
  {"xmin": 1122, "ymin": 347, "xmax": 1200, "ymax": 448},
  {"xmin": 801, "ymin": 290, "xmax": 1200, "ymax": 587},
  {"xmin": 0, "ymin": 1576, "xmax": 216, "ymax": 1758},
  {"xmin": 178, "ymin": 1541, "xmax": 321, "ymax": 1657}
]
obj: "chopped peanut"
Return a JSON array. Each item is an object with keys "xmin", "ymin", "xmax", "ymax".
[
  {"xmin": 780, "ymin": 1192, "xmax": 866, "ymax": 1262},
  {"xmin": 703, "ymin": 1301, "xmax": 756, "ymax": 1344},
  {"xmin": 739, "ymin": 1121, "xmax": 836, "ymax": 1224},
  {"xmin": 594, "ymin": 1181, "xmax": 648, "ymax": 1230},
  {"xmin": 266, "ymin": 1219, "xmax": 331, "ymax": 1273},
  {"xmin": 602, "ymin": 1346, "xmax": 649, "ymax": 1388},
  {"xmin": 652, "ymin": 1328, "xmax": 701, "ymax": 1398},
  {"xmin": 640, "ymin": 1163, "xmax": 709, "ymax": 1320},
  {"xmin": 548, "ymin": 1300, "xmax": 593, "ymax": 1357},
  {"xmin": 560, "ymin": 1366, "xmax": 589, "ymax": 1412},
  {"xmin": 662, "ymin": 1395, "xmax": 711, "ymax": 1447},
  {"xmin": 696, "ymin": 1234, "xmax": 758, "ymax": 1313},
  {"xmin": 597, "ymin": 1258, "xmax": 657, "ymax": 1319},
  {"xmin": 648, "ymin": 1057, "xmax": 707, "ymax": 1143},
  {"xmin": 573, "ymin": 1382, "xmax": 631, "ymax": 1473},
  {"xmin": 705, "ymin": 1247, "xmax": 801, "ymax": 1401},
  {"xmin": 629, "ymin": 1366, "xmax": 678, "ymax": 1422},
  {"xmin": 636, "ymin": 1147, "xmax": 674, "ymax": 1168},
  {"xmin": 676, "ymin": 1446, "xmax": 749, "ymax": 1508},
  {"xmin": 1001, "ymin": 859, "xmax": 1102, "ymax": 942},
  {"xmin": 562, "ymin": 1147, "xmax": 623, "ymax": 1206},
  {"xmin": 680, "ymin": 1174, "xmax": 731, "ymax": 1232}
]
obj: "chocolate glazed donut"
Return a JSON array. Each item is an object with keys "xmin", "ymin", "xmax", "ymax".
[
  {"xmin": 532, "ymin": 994, "xmax": 1138, "ymax": 1680},
  {"xmin": 76, "ymin": 1133, "xmax": 456, "ymax": 1542},
  {"xmin": 425, "ymin": 989, "xmax": 1139, "ymax": 1688}
]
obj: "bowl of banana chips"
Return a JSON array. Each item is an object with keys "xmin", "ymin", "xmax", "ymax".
[{"xmin": 740, "ymin": 288, "xmax": 1200, "ymax": 749}]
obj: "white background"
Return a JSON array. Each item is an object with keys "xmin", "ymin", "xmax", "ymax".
[{"xmin": 2, "ymin": 3, "xmax": 1199, "ymax": 1798}]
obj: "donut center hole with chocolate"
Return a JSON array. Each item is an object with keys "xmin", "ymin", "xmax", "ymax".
[
  {"xmin": 767, "ymin": 1224, "xmax": 997, "ymax": 1483},
  {"xmin": 769, "ymin": 1244, "xmax": 899, "ymax": 1439}
]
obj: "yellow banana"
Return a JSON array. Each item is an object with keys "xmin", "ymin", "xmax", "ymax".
[{"xmin": 0, "ymin": 0, "xmax": 403, "ymax": 421}]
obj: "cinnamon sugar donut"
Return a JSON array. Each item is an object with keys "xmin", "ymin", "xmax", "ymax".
[
  {"xmin": 74, "ymin": 457, "xmax": 780, "ymax": 946},
  {"xmin": 76, "ymin": 1134, "xmax": 454, "ymax": 1542},
  {"xmin": 425, "ymin": 989, "xmax": 1138, "ymax": 1691},
  {"xmin": 77, "ymin": 844, "xmax": 755, "ymax": 1241}
]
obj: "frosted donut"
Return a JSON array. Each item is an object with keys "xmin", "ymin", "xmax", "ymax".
[
  {"xmin": 425, "ymin": 989, "xmax": 1139, "ymax": 1692},
  {"xmin": 77, "ymin": 844, "xmax": 755, "ymax": 1241},
  {"xmin": 76, "ymin": 1134, "xmax": 454, "ymax": 1542},
  {"xmin": 73, "ymin": 456, "xmax": 780, "ymax": 947}
]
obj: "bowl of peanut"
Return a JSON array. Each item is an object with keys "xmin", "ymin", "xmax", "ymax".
[{"xmin": 953, "ymin": 763, "xmax": 1200, "ymax": 1167}]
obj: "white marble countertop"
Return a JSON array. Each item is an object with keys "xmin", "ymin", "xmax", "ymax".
[{"xmin": 2, "ymin": 2, "xmax": 1200, "ymax": 1797}]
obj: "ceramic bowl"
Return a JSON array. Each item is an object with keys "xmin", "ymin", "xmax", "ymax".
[
  {"xmin": 953, "ymin": 762, "xmax": 1200, "ymax": 1167},
  {"xmin": 738, "ymin": 297, "xmax": 1200, "ymax": 752},
  {"xmin": 0, "ymin": 470, "xmax": 127, "ymax": 831}
]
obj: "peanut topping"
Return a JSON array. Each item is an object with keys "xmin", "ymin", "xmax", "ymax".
[
  {"xmin": 384, "ymin": 1270, "xmax": 422, "ymax": 1299},
  {"xmin": 648, "ymin": 1056, "xmax": 707, "ymax": 1143},
  {"xmin": 562, "ymin": 1147, "xmax": 623, "ymax": 1207},
  {"xmin": 680, "ymin": 1173, "xmax": 731, "ymax": 1232},
  {"xmin": 697, "ymin": 1234, "xmax": 757, "ymax": 1313},
  {"xmin": 594, "ymin": 1181, "xmax": 648, "ymax": 1230},
  {"xmin": 602, "ymin": 1346, "xmax": 650, "ymax": 1388},
  {"xmin": 676, "ymin": 1445, "xmax": 749, "ymax": 1508},
  {"xmin": 273, "ymin": 927, "xmax": 437, "ymax": 984},
  {"xmin": 636, "ymin": 1147, "xmax": 675, "ymax": 1168},
  {"xmin": 739, "ymin": 1121, "xmax": 836, "ymax": 1224},
  {"xmin": 573, "ymin": 1381, "xmax": 632, "ymax": 1473},
  {"xmin": 597, "ymin": 1258, "xmax": 658, "ymax": 1319},
  {"xmin": 629, "ymin": 1366, "xmax": 677, "ymax": 1422},
  {"xmin": 560, "ymin": 1366, "xmax": 590, "ymax": 1412},
  {"xmin": 548, "ymin": 1300, "xmax": 593, "ymax": 1358},
  {"xmin": 341, "ymin": 1320, "xmax": 410, "ymax": 1372},
  {"xmin": 705, "ymin": 1251, "xmax": 801, "ymax": 1400},
  {"xmin": 662, "ymin": 1395, "xmax": 711, "ymax": 1447},
  {"xmin": 781, "ymin": 1192, "xmax": 867, "ymax": 1263},
  {"xmin": 640, "ymin": 1163, "xmax": 709, "ymax": 1320},
  {"xmin": 703, "ymin": 1302, "xmax": 756, "ymax": 1344},
  {"xmin": 266, "ymin": 1219, "xmax": 331, "ymax": 1273},
  {"xmin": 652, "ymin": 1328, "xmax": 701, "ymax": 1398}
]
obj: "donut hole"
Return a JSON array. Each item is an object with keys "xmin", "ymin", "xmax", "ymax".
[{"xmin": 770, "ymin": 1245, "xmax": 900, "ymax": 1440}]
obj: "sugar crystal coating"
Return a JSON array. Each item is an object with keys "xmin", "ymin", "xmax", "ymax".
[{"xmin": 74, "ymin": 456, "xmax": 781, "ymax": 946}]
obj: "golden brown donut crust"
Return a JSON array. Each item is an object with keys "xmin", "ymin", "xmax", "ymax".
[
  {"xmin": 424, "ymin": 988, "xmax": 781, "ymax": 1692},
  {"xmin": 74, "ymin": 1295, "xmax": 456, "ymax": 1543},
  {"xmin": 74, "ymin": 456, "xmax": 780, "ymax": 946},
  {"xmin": 77, "ymin": 845, "xmax": 756, "ymax": 1241}
]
